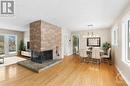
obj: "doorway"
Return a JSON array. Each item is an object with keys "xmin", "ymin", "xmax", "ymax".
[{"xmin": 72, "ymin": 35, "xmax": 79, "ymax": 54}]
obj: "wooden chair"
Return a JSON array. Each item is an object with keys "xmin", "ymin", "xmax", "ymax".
[{"xmin": 101, "ymin": 48, "xmax": 112, "ymax": 65}]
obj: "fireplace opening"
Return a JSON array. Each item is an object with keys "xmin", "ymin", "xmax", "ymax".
[{"xmin": 31, "ymin": 50, "xmax": 53, "ymax": 63}]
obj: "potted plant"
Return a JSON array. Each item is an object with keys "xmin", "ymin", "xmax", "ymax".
[
  {"xmin": 18, "ymin": 40, "xmax": 26, "ymax": 55},
  {"xmin": 102, "ymin": 42, "xmax": 111, "ymax": 54}
]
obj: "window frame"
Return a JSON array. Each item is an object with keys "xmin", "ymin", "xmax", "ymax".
[
  {"xmin": 8, "ymin": 35, "xmax": 17, "ymax": 54},
  {"xmin": 0, "ymin": 34, "xmax": 17, "ymax": 56},
  {"xmin": 122, "ymin": 20, "xmax": 130, "ymax": 64},
  {"xmin": 0, "ymin": 35, "xmax": 5, "ymax": 55},
  {"xmin": 126, "ymin": 20, "xmax": 130, "ymax": 63}
]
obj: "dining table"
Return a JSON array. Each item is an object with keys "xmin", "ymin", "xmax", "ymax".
[{"xmin": 86, "ymin": 49, "xmax": 104, "ymax": 63}]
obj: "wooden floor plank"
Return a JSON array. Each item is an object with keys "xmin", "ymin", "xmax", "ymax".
[{"xmin": 0, "ymin": 55, "xmax": 128, "ymax": 86}]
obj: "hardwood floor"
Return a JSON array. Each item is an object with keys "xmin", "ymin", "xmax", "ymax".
[{"xmin": 0, "ymin": 55, "xmax": 127, "ymax": 86}]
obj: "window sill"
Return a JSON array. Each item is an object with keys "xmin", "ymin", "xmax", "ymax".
[
  {"xmin": 9, "ymin": 52, "xmax": 17, "ymax": 54},
  {"xmin": 123, "ymin": 60, "xmax": 130, "ymax": 67}
]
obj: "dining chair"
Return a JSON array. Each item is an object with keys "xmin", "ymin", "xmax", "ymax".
[
  {"xmin": 101, "ymin": 48, "xmax": 112, "ymax": 65},
  {"xmin": 79, "ymin": 49, "xmax": 89, "ymax": 63},
  {"xmin": 91, "ymin": 48, "xmax": 101, "ymax": 64}
]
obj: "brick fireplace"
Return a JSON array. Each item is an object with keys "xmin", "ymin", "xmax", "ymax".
[{"xmin": 30, "ymin": 20, "xmax": 61, "ymax": 63}]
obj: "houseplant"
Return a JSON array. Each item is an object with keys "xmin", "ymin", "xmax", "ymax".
[
  {"xmin": 102, "ymin": 42, "xmax": 111, "ymax": 54},
  {"xmin": 18, "ymin": 40, "xmax": 26, "ymax": 55}
]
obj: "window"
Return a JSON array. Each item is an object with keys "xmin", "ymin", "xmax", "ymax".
[
  {"xmin": 0, "ymin": 35, "xmax": 4, "ymax": 55},
  {"xmin": 8, "ymin": 36, "xmax": 17, "ymax": 53},
  {"xmin": 122, "ymin": 20, "xmax": 130, "ymax": 63},
  {"xmin": 0, "ymin": 34, "xmax": 17, "ymax": 56},
  {"xmin": 128, "ymin": 20, "xmax": 130, "ymax": 61}
]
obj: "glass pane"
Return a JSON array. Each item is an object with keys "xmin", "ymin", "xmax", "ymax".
[
  {"xmin": 128, "ymin": 20, "xmax": 130, "ymax": 60},
  {"xmin": 8, "ymin": 36, "xmax": 16, "ymax": 52},
  {"xmin": 0, "ymin": 35, "xmax": 4, "ymax": 55}
]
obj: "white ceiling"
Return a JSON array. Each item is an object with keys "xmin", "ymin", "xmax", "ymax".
[{"xmin": 0, "ymin": 0, "xmax": 129, "ymax": 31}]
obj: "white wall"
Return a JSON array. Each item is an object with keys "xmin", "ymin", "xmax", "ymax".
[
  {"xmin": 111, "ymin": 3, "xmax": 130, "ymax": 85},
  {"xmin": 0, "ymin": 23, "xmax": 26, "ymax": 31},
  {"xmin": 72, "ymin": 29, "xmax": 111, "ymax": 50},
  {"xmin": 24, "ymin": 25, "xmax": 30, "ymax": 49},
  {"xmin": 61, "ymin": 28, "xmax": 72, "ymax": 58}
]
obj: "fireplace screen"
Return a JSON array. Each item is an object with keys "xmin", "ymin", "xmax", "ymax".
[{"xmin": 31, "ymin": 50, "xmax": 53, "ymax": 63}]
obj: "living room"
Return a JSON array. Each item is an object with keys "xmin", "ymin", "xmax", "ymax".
[{"xmin": 0, "ymin": 0, "xmax": 130, "ymax": 86}]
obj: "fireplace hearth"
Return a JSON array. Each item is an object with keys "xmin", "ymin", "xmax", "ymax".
[{"xmin": 31, "ymin": 50, "xmax": 53, "ymax": 64}]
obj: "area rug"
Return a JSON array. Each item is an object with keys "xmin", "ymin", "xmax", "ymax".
[
  {"xmin": 17, "ymin": 59, "xmax": 62, "ymax": 73},
  {"xmin": 0, "ymin": 56, "xmax": 26, "ymax": 68}
]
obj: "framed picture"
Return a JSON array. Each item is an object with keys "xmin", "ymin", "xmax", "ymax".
[{"xmin": 87, "ymin": 37, "xmax": 101, "ymax": 47}]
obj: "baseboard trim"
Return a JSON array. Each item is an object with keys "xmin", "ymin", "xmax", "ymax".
[
  {"xmin": 64, "ymin": 54, "xmax": 73, "ymax": 56},
  {"xmin": 115, "ymin": 65, "xmax": 130, "ymax": 85}
]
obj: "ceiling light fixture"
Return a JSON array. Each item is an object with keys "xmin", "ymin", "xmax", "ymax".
[{"xmin": 88, "ymin": 24, "xmax": 93, "ymax": 27}]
